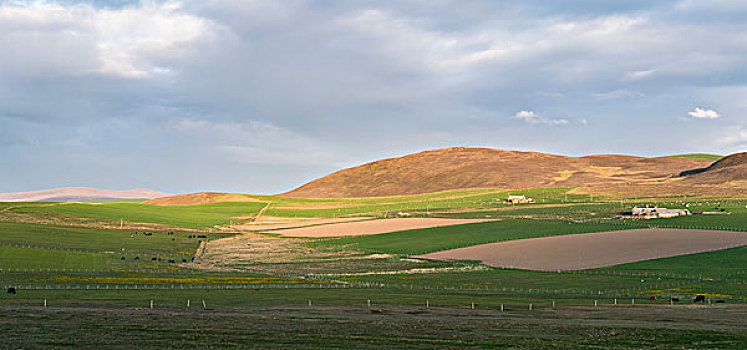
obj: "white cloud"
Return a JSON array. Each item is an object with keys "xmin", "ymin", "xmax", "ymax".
[
  {"xmin": 513, "ymin": 110, "xmax": 569, "ymax": 125},
  {"xmin": 688, "ymin": 107, "xmax": 720, "ymax": 119},
  {"xmin": 623, "ymin": 69, "xmax": 656, "ymax": 81},
  {"xmin": 0, "ymin": 1, "xmax": 214, "ymax": 79}
]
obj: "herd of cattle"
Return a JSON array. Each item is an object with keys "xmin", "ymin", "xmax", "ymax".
[
  {"xmin": 647, "ymin": 294, "xmax": 724, "ymax": 303},
  {"xmin": 122, "ymin": 231, "xmax": 205, "ymax": 263}
]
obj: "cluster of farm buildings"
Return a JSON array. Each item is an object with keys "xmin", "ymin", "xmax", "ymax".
[{"xmin": 631, "ymin": 206, "xmax": 691, "ymax": 219}]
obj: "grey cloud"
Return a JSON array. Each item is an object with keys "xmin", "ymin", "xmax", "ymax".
[{"xmin": 1, "ymin": 0, "xmax": 746, "ymax": 193}]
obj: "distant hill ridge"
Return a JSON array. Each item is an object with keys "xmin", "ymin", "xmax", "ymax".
[
  {"xmin": 283, "ymin": 147, "xmax": 720, "ymax": 198},
  {"xmin": 0, "ymin": 187, "xmax": 169, "ymax": 202}
]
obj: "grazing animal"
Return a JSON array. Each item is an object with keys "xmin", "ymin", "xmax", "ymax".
[
  {"xmin": 647, "ymin": 295, "xmax": 657, "ymax": 301},
  {"xmin": 694, "ymin": 295, "xmax": 706, "ymax": 303},
  {"xmin": 670, "ymin": 297, "xmax": 679, "ymax": 302},
  {"xmin": 134, "ymin": 256, "xmax": 139, "ymax": 260},
  {"xmin": 7, "ymin": 287, "xmax": 16, "ymax": 295},
  {"xmin": 121, "ymin": 257, "xmax": 125, "ymax": 260},
  {"xmin": 715, "ymin": 300, "xmax": 725, "ymax": 304},
  {"xmin": 152, "ymin": 257, "xmax": 158, "ymax": 261},
  {"xmin": 182, "ymin": 259, "xmax": 187, "ymax": 263}
]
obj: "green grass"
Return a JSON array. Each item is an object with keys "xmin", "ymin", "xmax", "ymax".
[
  {"xmin": 0, "ymin": 293, "xmax": 744, "ymax": 349},
  {"xmin": 600, "ymin": 245, "xmax": 747, "ymax": 280},
  {"xmin": 0, "ymin": 246, "xmax": 106, "ymax": 270},
  {"xmin": 0, "ymin": 222, "xmax": 203, "ymax": 256},
  {"xmin": 11, "ymin": 202, "xmax": 267, "ymax": 228},
  {"xmin": 662, "ymin": 153, "xmax": 723, "ymax": 161},
  {"xmin": 322, "ymin": 219, "xmax": 629, "ymax": 255}
]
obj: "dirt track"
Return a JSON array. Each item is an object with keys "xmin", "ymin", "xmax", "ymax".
[
  {"xmin": 271, "ymin": 218, "xmax": 500, "ymax": 238},
  {"xmin": 416, "ymin": 228, "xmax": 747, "ymax": 271}
]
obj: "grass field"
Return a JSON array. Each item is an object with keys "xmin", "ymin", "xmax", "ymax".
[
  {"xmin": 662, "ymin": 153, "xmax": 724, "ymax": 161},
  {"xmin": 1, "ymin": 191, "xmax": 746, "ymax": 348},
  {"xmin": 322, "ymin": 219, "xmax": 631, "ymax": 254},
  {"xmin": 9, "ymin": 202, "xmax": 267, "ymax": 229},
  {"xmin": 1, "ymin": 295, "xmax": 744, "ymax": 349}
]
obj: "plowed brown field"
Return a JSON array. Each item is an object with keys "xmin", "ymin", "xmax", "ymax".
[
  {"xmin": 271, "ymin": 218, "xmax": 500, "ymax": 238},
  {"xmin": 416, "ymin": 228, "xmax": 747, "ymax": 271}
]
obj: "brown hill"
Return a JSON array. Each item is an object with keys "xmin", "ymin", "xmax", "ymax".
[
  {"xmin": 143, "ymin": 192, "xmax": 262, "ymax": 206},
  {"xmin": 679, "ymin": 152, "xmax": 747, "ymax": 185},
  {"xmin": 283, "ymin": 147, "xmax": 715, "ymax": 198}
]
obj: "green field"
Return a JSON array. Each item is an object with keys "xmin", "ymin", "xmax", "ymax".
[
  {"xmin": 662, "ymin": 153, "xmax": 724, "ymax": 161},
  {"xmin": 323, "ymin": 219, "xmax": 630, "ymax": 254},
  {"xmin": 7, "ymin": 202, "xmax": 267, "ymax": 228},
  {"xmin": 1, "ymin": 191, "xmax": 746, "ymax": 348}
]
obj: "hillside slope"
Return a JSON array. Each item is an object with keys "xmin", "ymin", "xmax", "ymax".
[
  {"xmin": 680, "ymin": 152, "xmax": 747, "ymax": 184},
  {"xmin": 0, "ymin": 187, "xmax": 169, "ymax": 202},
  {"xmin": 143, "ymin": 192, "xmax": 262, "ymax": 206},
  {"xmin": 283, "ymin": 147, "xmax": 713, "ymax": 198}
]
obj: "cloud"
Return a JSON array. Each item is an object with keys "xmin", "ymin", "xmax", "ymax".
[
  {"xmin": 623, "ymin": 69, "xmax": 656, "ymax": 81},
  {"xmin": 688, "ymin": 107, "xmax": 720, "ymax": 119},
  {"xmin": 513, "ymin": 110, "xmax": 569, "ymax": 125},
  {"xmin": 594, "ymin": 89, "xmax": 645, "ymax": 100},
  {"xmin": 0, "ymin": 1, "xmax": 214, "ymax": 79}
]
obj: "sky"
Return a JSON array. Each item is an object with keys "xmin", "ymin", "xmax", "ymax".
[{"xmin": 1, "ymin": 0, "xmax": 746, "ymax": 194}]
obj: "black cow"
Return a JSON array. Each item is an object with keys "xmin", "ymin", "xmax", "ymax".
[
  {"xmin": 7, "ymin": 287, "xmax": 16, "ymax": 295},
  {"xmin": 121, "ymin": 257, "xmax": 125, "ymax": 260},
  {"xmin": 182, "ymin": 259, "xmax": 187, "ymax": 263},
  {"xmin": 715, "ymin": 300, "xmax": 725, "ymax": 304},
  {"xmin": 694, "ymin": 295, "xmax": 706, "ymax": 303},
  {"xmin": 670, "ymin": 297, "xmax": 679, "ymax": 302},
  {"xmin": 152, "ymin": 257, "xmax": 158, "ymax": 261},
  {"xmin": 134, "ymin": 256, "xmax": 139, "ymax": 260}
]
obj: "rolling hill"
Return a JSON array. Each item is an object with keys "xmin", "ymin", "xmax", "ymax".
[
  {"xmin": 142, "ymin": 192, "xmax": 262, "ymax": 206},
  {"xmin": 283, "ymin": 147, "xmax": 717, "ymax": 198},
  {"xmin": 0, "ymin": 187, "xmax": 169, "ymax": 202},
  {"xmin": 679, "ymin": 152, "xmax": 747, "ymax": 185}
]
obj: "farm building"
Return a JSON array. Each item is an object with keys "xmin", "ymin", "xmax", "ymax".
[
  {"xmin": 632, "ymin": 206, "xmax": 690, "ymax": 219},
  {"xmin": 506, "ymin": 195, "xmax": 533, "ymax": 204}
]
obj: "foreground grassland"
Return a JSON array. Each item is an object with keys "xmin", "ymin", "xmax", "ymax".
[{"xmin": 0, "ymin": 299, "xmax": 745, "ymax": 349}]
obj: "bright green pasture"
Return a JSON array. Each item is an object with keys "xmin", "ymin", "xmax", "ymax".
[
  {"xmin": 264, "ymin": 187, "xmax": 588, "ymax": 218},
  {"xmin": 600, "ymin": 245, "xmax": 747, "ymax": 280},
  {"xmin": 0, "ymin": 246, "xmax": 106, "ymax": 270},
  {"xmin": 11, "ymin": 202, "xmax": 267, "ymax": 228},
  {"xmin": 322, "ymin": 219, "xmax": 629, "ymax": 255},
  {"xmin": 0, "ymin": 222, "xmax": 203, "ymax": 257},
  {"xmin": 661, "ymin": 153, "xmax": 723, "ymax": 161}
]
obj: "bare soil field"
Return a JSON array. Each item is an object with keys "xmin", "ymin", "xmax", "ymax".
[
  {"xmin": 271, "ymin": 218, "xmax": 500, "ymax": 238},
  {"xmin": 236, "ymin": 216, "xmax": 374, "ymax": 231},
  {"xmin": 416, "ymin": 228, "xmax": 747, "ymax": 271}
]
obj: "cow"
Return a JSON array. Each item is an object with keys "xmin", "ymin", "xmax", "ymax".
[
  {"xmin": 121, "ymin": 257, "xmax": 125, "ymax": 260},
  {"xmin": 715, "ymin": 300, "xmax": 725, "ymax": 304},
  {"xmin": 694, "ymin": 295, "xmax": 706, "ymax": 303},
  {"xmin": 7, "ymin": 287, "xmax": 16, "ymax": 295},
  {"xmin": 670, "ymin": 297, "xmax": 679, "ymax": 303},
  {"xmin": 182, "ymin": 259, "xmax": 187, "ymax": 263},
  {"xmin": 647, "ymin": 295, "xmax": 657, "ymax": 301},
  {"xmin": 134, "ymin": 256, "xmax": 139, "ymax": 260}
]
